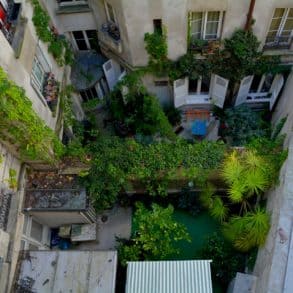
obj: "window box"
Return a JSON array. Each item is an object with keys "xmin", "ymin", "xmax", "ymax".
[
  {"xmin": 101, "ymin": 21, "xmax": 120, "ymax": 41},
  {"xmin": 43, "ymin": 73, "xmax": 59, "ymax": 112}
]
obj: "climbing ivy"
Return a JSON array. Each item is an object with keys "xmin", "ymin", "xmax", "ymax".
[
  {"xmin": 0, "ymin": 67, "xmax": 64, "ymax": 163},
  {"xmin": 31, "ymin": 0, "xmax": 74, "ymax": 66}
]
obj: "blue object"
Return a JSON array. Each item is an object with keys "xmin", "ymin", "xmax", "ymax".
[{"xmin": 191, "ymin": 120, "xmax": 207, "ymax": 136}]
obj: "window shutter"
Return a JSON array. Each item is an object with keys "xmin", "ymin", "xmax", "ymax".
[
  {"xmin": 173, "ymin": 77, "xmax": 188, "ymax": 107},
  {"xmin": 235, "ymin": 75, "xmax": 254, "ymax": 106},
  {"xmin": 102, "ymin": 59, "xmax": 117, "ymax": 90},
  {"xmin": 269, "ymin": 74, "xmax": 284, "ymax": 110},
  {"xmin": 209, "ymin": 74, "xmax": 229, "ymax": 108}
]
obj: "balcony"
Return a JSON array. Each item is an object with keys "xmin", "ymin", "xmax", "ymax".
[
  {"xmin": 99, "ymin": 21, "xmax": 122, "ymax": 53},
  {"xmin": 0, "ymin": 1, "xmax": 25, "ymax": 57},
  {"xmin": 264, "ymin": 36, "xmax": 292, "ymax": 50}
]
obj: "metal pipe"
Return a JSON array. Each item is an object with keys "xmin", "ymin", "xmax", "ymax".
[{"xmin": 245, "ymin": 0, "xmax": 256, "ymax": 31}]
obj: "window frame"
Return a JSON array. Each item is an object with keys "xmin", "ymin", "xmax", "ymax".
[
  {"xmin": 265, "ymin": 8, "xmax": 293, "ymax": 46},
  {"xmin": 189, "ymin": 11, "xmax": 224, "ymax": 41},
  {"xmin": 104, "ymin": 1, "xmax": 117, "ymax": 24},
  {"xmin": 71, "ymin": 30, "xmax": 98, "ymax": 51},
  {"xmin": 22, "ymin": 215, "xmax": 50, "ymax": 250},
  {"xmin": 58, "ymin": 0, "xmax": 88, "ymax": 6}
]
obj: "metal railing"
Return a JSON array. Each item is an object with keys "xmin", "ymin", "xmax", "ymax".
[{"xmin": 264, "ymin": 36, "xmax": 292, "ymax": 50}]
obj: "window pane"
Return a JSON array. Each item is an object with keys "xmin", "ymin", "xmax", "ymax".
[
  {"xmin": 190, "ymin": 12, "xmax": 202, "ymax": 21},
  {"xmin": 76, "ymin": 40, "xmax": 88, "ymax": 50},
  {"xmin": 80, "ymin": 91, "xmax": 88, "ymax": 102},
  {"xmin": 188, "ymin": 79, "xmax": 198, "ymax": 93},
  {"xmin": 190, "ymin": 20, "xmax": 202, "ymax": 36},
  {"xmin": 289, "ymin": 8, "xmax": 293, "ymax": 18},
  {"xmin": 207, "ymin": 11, "xmax": 220, "ymax": 21},
  {"xmin": 201, "ymin": 77, "xmax": 210, "ymax": 93},
  {"xmin": 205, "ymin": 22, "xmax": 218, "ymax": 38},
  {"xmin": 72, "ymin": 31, "xmax": 84, "ymax": 39},
  {"xmin": 31, "ymin": 220, "xmax": 43, "ymax": 242},
  {"xmin": 269, "ymin": 18, "xmax": 283, "ymax": 30},
  {"xmin": 283, "ymin": 19, "xmax": 293, "ymax": 31},
  {"xmin": 273, "ymin": 8, "xmax": 285, "ymax": 18},
  {"xmin": 250, "ymin": 75, "xmax": 262, "ymax": 93},
  {"xmin": 261, "ymin": 74, "xmax": 274, "ymax": 92}
]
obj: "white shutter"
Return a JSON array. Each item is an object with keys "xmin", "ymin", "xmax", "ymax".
[
  {"xmin": 118, "ymin": 70, "xmax": 126, "ymax": 81},
  {"xmin": 269, "ymin": 74, "xmax": 284, "ymax": 110},
  {"xmin": 235, "ymin": 75, "xmax": 254, "ymax": 106},
  {"xmin": 209, "ymin": 74, "xmax": 229, "ymax": 108},
  {"xmin": 173, "ymin": 77, "xmax": 188, "ymax": 108},
  {"xmin": 102, "ymin": 59, "xmax": 117, "ymax": 91}
]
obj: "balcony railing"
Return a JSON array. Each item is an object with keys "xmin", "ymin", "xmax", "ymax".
[
  {"xmin": 0, "ymin": 1, "xmax": 24, "ymax": 56},
  {"xmin": 264, "ymin": 36, "xmax": 292, "ymax": 50},
  {"xmin": 100, "ymin": 21, "xmax": 122, "ymax": 53}
]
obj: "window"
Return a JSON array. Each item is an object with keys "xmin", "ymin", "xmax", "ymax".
[
  {"xmin": 31, "ymin": 46, "xmax": 51, "ymax": 95},
  {"xmin": 188, "ymin": 76, "xmax": 210, "ymax": 94},
  {"xmin": 22, "ymin": 215, "xmax": 50, "ymax": 250},
  {"xmin": 105, "ymin": 1, "xmax": 116, "ymax": 23},
  {"xmin": 153, "ymin": 19, "xmax": 162, "ymax": 35},
  {"xmin": 72, "ymin": 30, "xmax": 99, "ymax": 50},
  {"xmin": 31, "ymin": 57, "xmax": 46, "ymax": 91},
  {"xmin": 80, "ymin": 86, "xmax": 98, "ymax": 102},
  {"xmin": 154, "ymin": 80, "xmax": 168, "ymax": 86},
  {"xmin": 189, "ymin": 11, "xmax": 224, "ymax": 41},
  {"xmin": 266, "ymin": 8, "xmax": 293, "ymax": 46}
]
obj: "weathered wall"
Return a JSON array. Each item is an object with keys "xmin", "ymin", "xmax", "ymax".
[{"xmin": 253, "ymin": 72, "xmax": 293, "ymax": 293}]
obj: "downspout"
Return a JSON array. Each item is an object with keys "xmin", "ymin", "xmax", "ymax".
[{"xmin": 245, "ymin": 0, "xmax": 256, "ymax": 31}]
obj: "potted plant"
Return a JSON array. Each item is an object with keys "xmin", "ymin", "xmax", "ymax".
[{"xmin": 189, "ymin": 38, "xmax": 208, "ymax": 52}]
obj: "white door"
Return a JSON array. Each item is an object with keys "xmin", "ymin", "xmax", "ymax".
[
  {"xmin": 269, "ymin": 74, "xmax": 284, "ymax": 110},
  {"xmin": 102, "ymin": 59, "xmax": 117, "ymax": 91},
  {"xmin": 173, "ymin": 77, "xmax": 188, "ymax": 108},
  {"xmin": 209, "ymin": 74, "xmax": 229, "ymax": 108},
  {"xmin": 235, "ymin": 75, "xmax": 254, "ymax": 106}
]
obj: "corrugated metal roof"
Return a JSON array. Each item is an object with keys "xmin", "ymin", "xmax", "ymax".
[{"xmin": 126, "ymin": 260, "xmax": 213, "ymax": 293}]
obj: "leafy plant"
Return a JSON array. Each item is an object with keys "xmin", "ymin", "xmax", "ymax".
[
  {"xmin": 6, "ymin": 168, "xmax": 17, "ymax": 189},
  {"xmin": 31, "ymin": 0, "xmax": 74, "ymax": 65},
  {"xmin": 222, "ymin": 208, "xmax": 270, "ymax": 252},
  {"xmin": 0, "ymin": 67, "xmax": 64, "ymax": 163},
  {"xmin": 164, "ymin": 106, "xmax": 182, "ymax": 126},
  {"xmin": 117, "ymin": 202, "xmax": 190, "ymax": 266},
  {"xmin": 221, "ymin": 104, "xmax": 268, "ymax": 146},
  {"xmin": 200, "ymin": 232, "xmax": 246, "ymax": 285}
]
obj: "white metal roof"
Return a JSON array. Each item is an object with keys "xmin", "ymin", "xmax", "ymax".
[
  {"xmin": 126, "ymin": 260, "xmax": 213, "ymax": 293},
  {"xmin": 16, "ymin": 250, "xmax": 117, "ymax": 293}
]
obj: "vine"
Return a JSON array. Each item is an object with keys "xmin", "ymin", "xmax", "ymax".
[
  {"xmin": 0, "ymin": 67, "xmax": 64, "ymax": 163},
  {"xmin": 31, "ymin": 0, "xmax": 74, "ymax": 66}
]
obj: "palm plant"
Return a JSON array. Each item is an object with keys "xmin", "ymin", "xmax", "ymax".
[
  {"xmin": 209, "ymin": 196, "xmax": 228, "ymax": 223},
  {"xmin": 222, "ymin": 208, "xmax": 270, "ymax": 252},
  {"xmin": 222, "ymin": 150, "xmax": 270, "ymax": 213}
]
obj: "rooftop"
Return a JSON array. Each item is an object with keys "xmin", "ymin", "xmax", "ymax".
[
  {"xmin": 15, "ymin": 250, "xmax": 117, "ymax": 293},
  {"xmin": 126, "ymin": 260, "xmax": 213, "ymax": 293}
]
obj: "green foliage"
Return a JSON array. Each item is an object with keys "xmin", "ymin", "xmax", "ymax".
[
  {"xmin": 144, "ymin": 31, "xmax": 171, "ymax": 76},
  {"xmin": 118, "ymin": 202, "xmax": 190, "ymax": 266},
  {"xmin": 222, "ymin": 208, "xmax": 270, "ymax": 252},
  {"xmin": 84, "ymin": 137, "xmax": 226, "ymax": 211},
  {"xmin": 200, "ymin": 232, "xmax": 246, "ymax": 285},
  {"xmin": 0, "ymin": 67, "xmax": 64, "ymax": 163},
  {"xmin": 31, "ymin": 0, "xmax": 74, "ymax": 65},
  {"xmin": 209, "ymin": 196, "xmax": 228, "ymax": 223},
  {"xmin": 110, "ymin": 72, "xmax": 175, "ymax": 139},
  {"xmin": 60, "ymin": 85, "xmax": 75, "ymax": 129},
  {"xmin": 164, "ymin": 106, "xmax": 182, "ymax": 126},
  {"xmin": 82, "ymin": 99, "xmax": 101, "ymax": 112},
  {"xmin": 222, "ymin": 104, "xmax": 268, "ymax": 146},
  {"xmin": 222, "ymin": 150, "xmax": 270, "ymax": 211},
  {"xmin": 7, "ymin": 168, "xmax": 17, "ymax": 189}
]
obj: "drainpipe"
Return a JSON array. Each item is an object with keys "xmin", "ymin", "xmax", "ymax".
[{"xmin": 245, "ymin": 0, "xmax": 256, "ymax": 31}]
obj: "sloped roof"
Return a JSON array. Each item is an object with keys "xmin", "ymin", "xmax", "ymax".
[{"xmin": 126, "ymin": 260, "xmax": 212, "ymax": 293}]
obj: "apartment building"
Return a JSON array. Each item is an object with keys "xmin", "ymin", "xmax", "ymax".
[{"xmin": 0, "ymin": 0, "xmax": 292, "ymax": 292}]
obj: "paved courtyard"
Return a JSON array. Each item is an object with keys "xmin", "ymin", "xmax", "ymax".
[{"xmin": 77, "ymin": 206, "xmax": 132, "ymax": 250}]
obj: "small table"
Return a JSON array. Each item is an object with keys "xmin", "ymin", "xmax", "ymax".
[{"xmin": 191, "ymin": 119, "xmax": 207, "ymax": 136}]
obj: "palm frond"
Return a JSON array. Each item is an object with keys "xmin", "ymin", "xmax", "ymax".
[
  {"xmin": 199, "ymin": 183, "xmax": 215, "ymax": 209},
  {"xmin": 221, "ymin": 151, "xmax": 244, "ymax": 184},
  {"xmin": 244, "ymin": 169, "xmax": 268, "ymax": 197},
  {"xmin": 228, "ymin": 180, "xmax": 246, "ymax": 203},
  {"xmin": 209, "ymin": 196, "xmax": 228, "ymax": 223}
]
